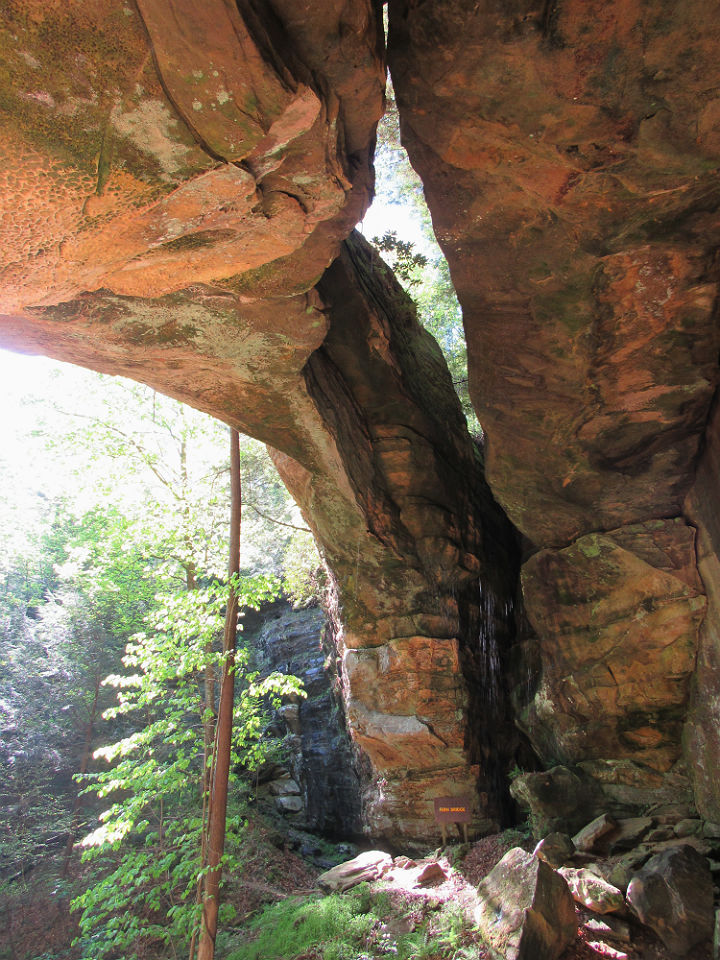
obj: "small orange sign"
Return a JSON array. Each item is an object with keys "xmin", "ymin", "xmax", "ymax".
[{"xmin": 433, "ymin": 795, "xmax": 472, "ymax": 824}]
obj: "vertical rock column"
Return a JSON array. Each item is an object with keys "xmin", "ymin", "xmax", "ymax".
[{"xmin": 274, "ymin": 233, "xmax": 520, "ymax": 843}]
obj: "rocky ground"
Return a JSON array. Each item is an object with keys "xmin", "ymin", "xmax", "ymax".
[
  {"xmin": 305, "ymin": 817, "xmax": 716, "ymax": 960},
  {"xmin": 4, "ymin": 811, "xmax": 717, "ymax": 959}
]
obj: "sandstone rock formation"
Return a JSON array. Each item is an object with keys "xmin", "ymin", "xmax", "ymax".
[
  {"xmin": 0, "ymin": 0, "xmax": 520, "ymax": 843},
  {"xmin": 389, "ymin": 0, "xmax": 720, "ymax": 813},
  {"xmin": 521, "ymin": 519, "xmax": 705, "ymax": 774},
  {"xmin": 2, "ymin": 0, "xmax": 720, "ymax": 848}
]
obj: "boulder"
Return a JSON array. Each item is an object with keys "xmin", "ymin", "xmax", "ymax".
[
  {"xmin": 415, "ymin": 861, "xmax": 447, "ymax": 886},
  {"xmin": 578, "ymin": 860, "xmax": 633, "ymax": 895},
  {"xmin": 644, "ymin": 826, "xmax": 676, "ymax": 843},
  {"xmin": 558, "ymin": 867, "xmax": 624, "ymax": 915},
  {"xmin": 474, "ymin": 847, "xmax": 577, "ymax": 960},
  {"xmin": 607, "ymin": 836, "xmax": 712, "ymax": 892},
  {"xmin": 674, "ymin": 819, "xmax": 702, "ymax": 838},
  {"xmin": 626, "ymin": 844, "xmax": 714, "ymax": 955},
  {"xmin": 510, "ymin": 765, "xmax": 602, "ymax": 838},
  {"xmin": 274, "ymin": 795, "xmax": 304, "ymax": 814},
  {"xmin": 533, "ymin": 833, "xmax": 575, "ymax": 869},
  {"xmin": 583, "ymin": 917, "xmax": 631, "ymax": 944},
  {"xmin": 268, "ymin": 777, "xmax": 301, "ymax": 797},
  {"xmin": 607, "ymin": 817, "xmax": 653, "ymax": 851},
  {"xmin": 648, "ymin": 803, "xmax": 697, "ymax": 825},
  {"xmin": 278, "ymin": 703, "xmax": 301, "ymax": 735},
  {"xmin": 317, "ymin": 851, "xmax": 393, "ymax": 893},
  {"xmin": 573, "ymin": 814, "xmax": 618, "ymax": 853}
]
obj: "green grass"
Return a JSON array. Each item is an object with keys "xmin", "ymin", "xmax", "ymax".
[
  {"xmin": 225, "ymin": 883, "xmax": 477, "ymax": 960},
  {"xmin": 226, "ymin": 884, "xmax": 381, "ymax": 960}
]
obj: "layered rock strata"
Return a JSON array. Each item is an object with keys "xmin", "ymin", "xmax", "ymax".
[
  {"xmin": 388, "ymin": 0, "xmax": 720, "ymax": 809},
  {"xmin": 246, "ymin": 600, "xmax": 362, "ymax": 838}
]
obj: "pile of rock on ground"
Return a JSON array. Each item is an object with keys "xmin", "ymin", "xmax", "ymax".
[{"xmin": 316, "ymin": 804, "xmax": 720, "ymax": 960}]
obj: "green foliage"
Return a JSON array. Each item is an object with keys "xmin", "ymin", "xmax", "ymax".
[
  {"xmin": 372, "ymin": 230, "xmax": 428, "ymax": 286},
  {"xmin": 71, "ymin": 573, "xmax": 303, "ymax": 960},
  {"xmin": 0, "ymin": 500, "xmax": 156, "ymax": 879},
  {"xmin": 7, "ymin": 368, "xmax": 319, "ymax": 587},
  {"xmin": 0, "ymin": 361, "xmax": 325, "ymax": 960},
  {"xmin": 227, "ymin": 883, "xmax": 476, "ymax": 960},
  {"xmin": 282, "ymin": 529, "xmax": 325, "ymax": 606},
  {"xmin": 370, "ymin": 87, "xmax": 481, "ymax": 436},
  {"xmin": 227, "ymin": 885, "xmax": 383, "ymax": 960},
  {"xmin": 501, "ymin": 824, "xmax": 533, "ymax": 847}
]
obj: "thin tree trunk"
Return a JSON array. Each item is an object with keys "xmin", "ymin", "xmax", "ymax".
[
  {"xmin": 196, "ymin": 428, "xmax": 241, "ymax": 960},
  {"xmin": 188, "ymin": 560, "xmax": 216, "ymax": 960},
  {"xmin": 62, "ymin": 673, "xmax": 101, "ymax": 877},
  {"xmin": 184, "ymin": 560, "xmax": 216, "ymax": 804}
]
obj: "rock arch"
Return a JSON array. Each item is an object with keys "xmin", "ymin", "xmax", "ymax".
[{"xmin": 2, "ymin": 0, "xmax": 720, "ymax": 837}]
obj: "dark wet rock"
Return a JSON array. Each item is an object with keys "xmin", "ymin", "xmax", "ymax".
[
  {"xmin": 510, "ymin": 765, "xmax": 603, "ymax": 839},
  {"xmin": 299, "ymin": 842, "xmax": 321, "ymax": 858},
  {"xmin": 245, "ymin": 600, "xmax": 362, "ymax": 837}
]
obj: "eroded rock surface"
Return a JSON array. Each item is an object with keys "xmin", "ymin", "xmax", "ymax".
[
  {"xmin": 389, "ymin": 0, "xmax": 720, "ymax": 545},
  {"xmin": 1, "ymin": 0, "xmax": 382, "ymax": 311},
  {"xmin": 389, "ymin": 0, "xmax": 720, "ymax": 815},
  {"xmin": 388, "ymin": 0, "xmax": 720, "ymax": 816},
  {"xmin": 277, "ymin": 237, "xmax": 520, "ymax": 841},
  {"xmin": 684, "ymin": 399, "xmax": 720, "ymax": 822},
  {"xmin": 521, "ymin": 519, "xmax": 706, "ymax": 780}
]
